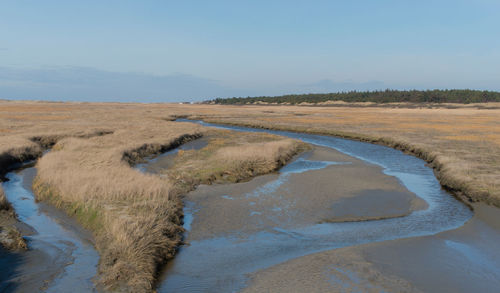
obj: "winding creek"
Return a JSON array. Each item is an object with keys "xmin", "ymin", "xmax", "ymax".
[{"xmin": 154, "ymin": 119, "xmax": 473, "ymax": 292}]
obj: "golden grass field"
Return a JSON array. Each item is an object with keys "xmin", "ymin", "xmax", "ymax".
[
  {"xmin": 0, "ymin": 100, "xmax": 499, "ymax": 291},
  {"xmin": 0, "ymin": 100, "xmax": 304, "ymax": 292}
]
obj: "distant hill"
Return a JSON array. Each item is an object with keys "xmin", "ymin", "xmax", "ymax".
[{"xmin": 209, "ymin": 89, "xmax": 500, "ymax": 105}]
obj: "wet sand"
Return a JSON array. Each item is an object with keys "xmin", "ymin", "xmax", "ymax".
[
  {"xmin": 243, "ymin": 204, "xmax": 500, "ymax": 293},
  {"xmin": 156, "ymin": 139, "xmax": 449, "ymax": 292},
  {"xmin": 185, "ymin": 146, "xmax": 426, "ymax": 240}
]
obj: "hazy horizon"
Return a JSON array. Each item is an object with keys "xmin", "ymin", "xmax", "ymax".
[{"xmin": 1, "ymin": 1, "xmax": 499, "ymax": 102}]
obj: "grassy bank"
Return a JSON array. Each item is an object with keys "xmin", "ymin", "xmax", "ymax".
[
  {"xmin": 198, "ymin": 118, "xmax": 494, "ymax": 208},
  {"xmin": 180, "ymin": 109, "xmax": 499, "ymax": 208},
  {"xmin": 159, "ymin": 129, "xmax": 309, "ymax": 191},
  {"xmin": 0, "ymin": 128, "xmax": 117, "ymax": 252}
]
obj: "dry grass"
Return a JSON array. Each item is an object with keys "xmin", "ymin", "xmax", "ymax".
[
  {"xmin": 164, "ymin": 130, "xmax": 308, "ymax": 190},
  {"xmin": 33, "ymin": 125, "xmax": 302, "ymax": 291},
  {"xmin": 0, "ymin": 100, "xmax": 305, "ymax": 292},
  {"xmin": 33, "ymin": 121, "xmax": 203, "ymax": 292},
  {"xmin": 1, "ymin": 100, "xmax": 498, "ymax": 290}
]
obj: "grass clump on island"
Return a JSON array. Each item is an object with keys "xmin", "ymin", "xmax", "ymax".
[{"xmin": 162, "ymin": 129, "xmax": 309, "ymax": 192}]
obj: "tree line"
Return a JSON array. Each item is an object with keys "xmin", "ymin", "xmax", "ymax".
[{"xmin": 209, "ymin": 89, "xmax": 500, "ymax": 105}]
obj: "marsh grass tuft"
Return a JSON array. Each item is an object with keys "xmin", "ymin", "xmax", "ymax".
[{"xmin": 162, "ymin": 130, "xmax": 309, "ymax": 191}]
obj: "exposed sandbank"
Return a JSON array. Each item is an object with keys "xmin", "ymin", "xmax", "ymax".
[{"xmin": 242, "ymin": 203, "xmax": 500, "ymax": 293}]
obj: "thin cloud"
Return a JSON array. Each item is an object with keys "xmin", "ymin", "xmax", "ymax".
[{"xmin": 0, "ymin": 66, "xmax": 245, "ymax": 102}]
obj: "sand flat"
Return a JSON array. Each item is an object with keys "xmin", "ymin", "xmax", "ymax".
[
  {"xmin": 242, "ymin": 203, "xmax": 500, "ymax": 293},
  {"xmin": 186, "ymin": 145, "xmax": 425, "ymax": 240}
]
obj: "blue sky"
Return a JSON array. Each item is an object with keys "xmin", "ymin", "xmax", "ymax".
[{"xmin": 1, "ymin": 0, "xmax": 499, "ymax": 102}]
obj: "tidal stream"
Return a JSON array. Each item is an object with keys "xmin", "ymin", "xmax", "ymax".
[{"xmin": 153, "ymin": 119, "xmax": 473, "ymax": 292}]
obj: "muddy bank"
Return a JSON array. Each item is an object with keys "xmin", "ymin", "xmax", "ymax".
[
  {"xmin": 243, "ymin": 203, "xmax": 500, "ymax": 293},
  {"xmin": 0, "ymin": 205, "xmax": 29, "ymax": 251},
  {"xmin": 0, "ymin": 166, "xmax": 99, "ymax": 292}
]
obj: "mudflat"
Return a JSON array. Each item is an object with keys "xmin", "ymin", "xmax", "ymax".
[
  {"xmin": 242, "ymin": 203, "xmax": 500, "ymax": 293},
  {"xmin": 185, "ymin": 145, "xmax": 426, "ymax": 241}
]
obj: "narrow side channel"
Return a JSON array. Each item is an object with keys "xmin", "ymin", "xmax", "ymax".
[{"xmin": 1, "ymin": 163, "xmax": 99, "ymax": 292}]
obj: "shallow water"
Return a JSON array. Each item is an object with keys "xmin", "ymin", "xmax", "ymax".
[
  {"xmin": 1, "ymin": 166, "xmax": 99, "ymax": 292},
  {"xmin": 153, "ymin": 119, "xmax": 473, "ymax": 292}
]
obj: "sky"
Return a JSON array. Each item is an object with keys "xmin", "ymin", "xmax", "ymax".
[{"xmin": 1, "ymin": 0, "xmax": 499, "ymax": 102}]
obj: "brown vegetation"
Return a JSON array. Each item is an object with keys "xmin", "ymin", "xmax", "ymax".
[
  {"xmin": 0, "ymin": 100, "xmax": 305, "ymax": 292},
  {"xmin": 163, "ymin": 130, "xmax": 308, "ymax": 190},
  {"xmin": 33, "ymin": 121, "xmax": 204, "ymax": 291},
  {"xmin": 1, "ymin": 100, "xmax": 499, "ymax": 291}
]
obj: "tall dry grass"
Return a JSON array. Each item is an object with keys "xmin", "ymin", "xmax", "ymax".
[
  {"xmin": 0, "ymin": 101, "xmax": 206, "ymax": 290},
  {"xmin": 214, "ymin": 139, "xmax": 305, "ymax": 175},
  {"xmin": 0, "ymin": 137, "xmax": 42, "ymax": 179},
  {"xmin": 163, "ymin": 130, "xmax": 308, "ymax": 189},
  {"xmin": 33, "ymin": 121, "xmax": 203, "ymax": 291}
]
